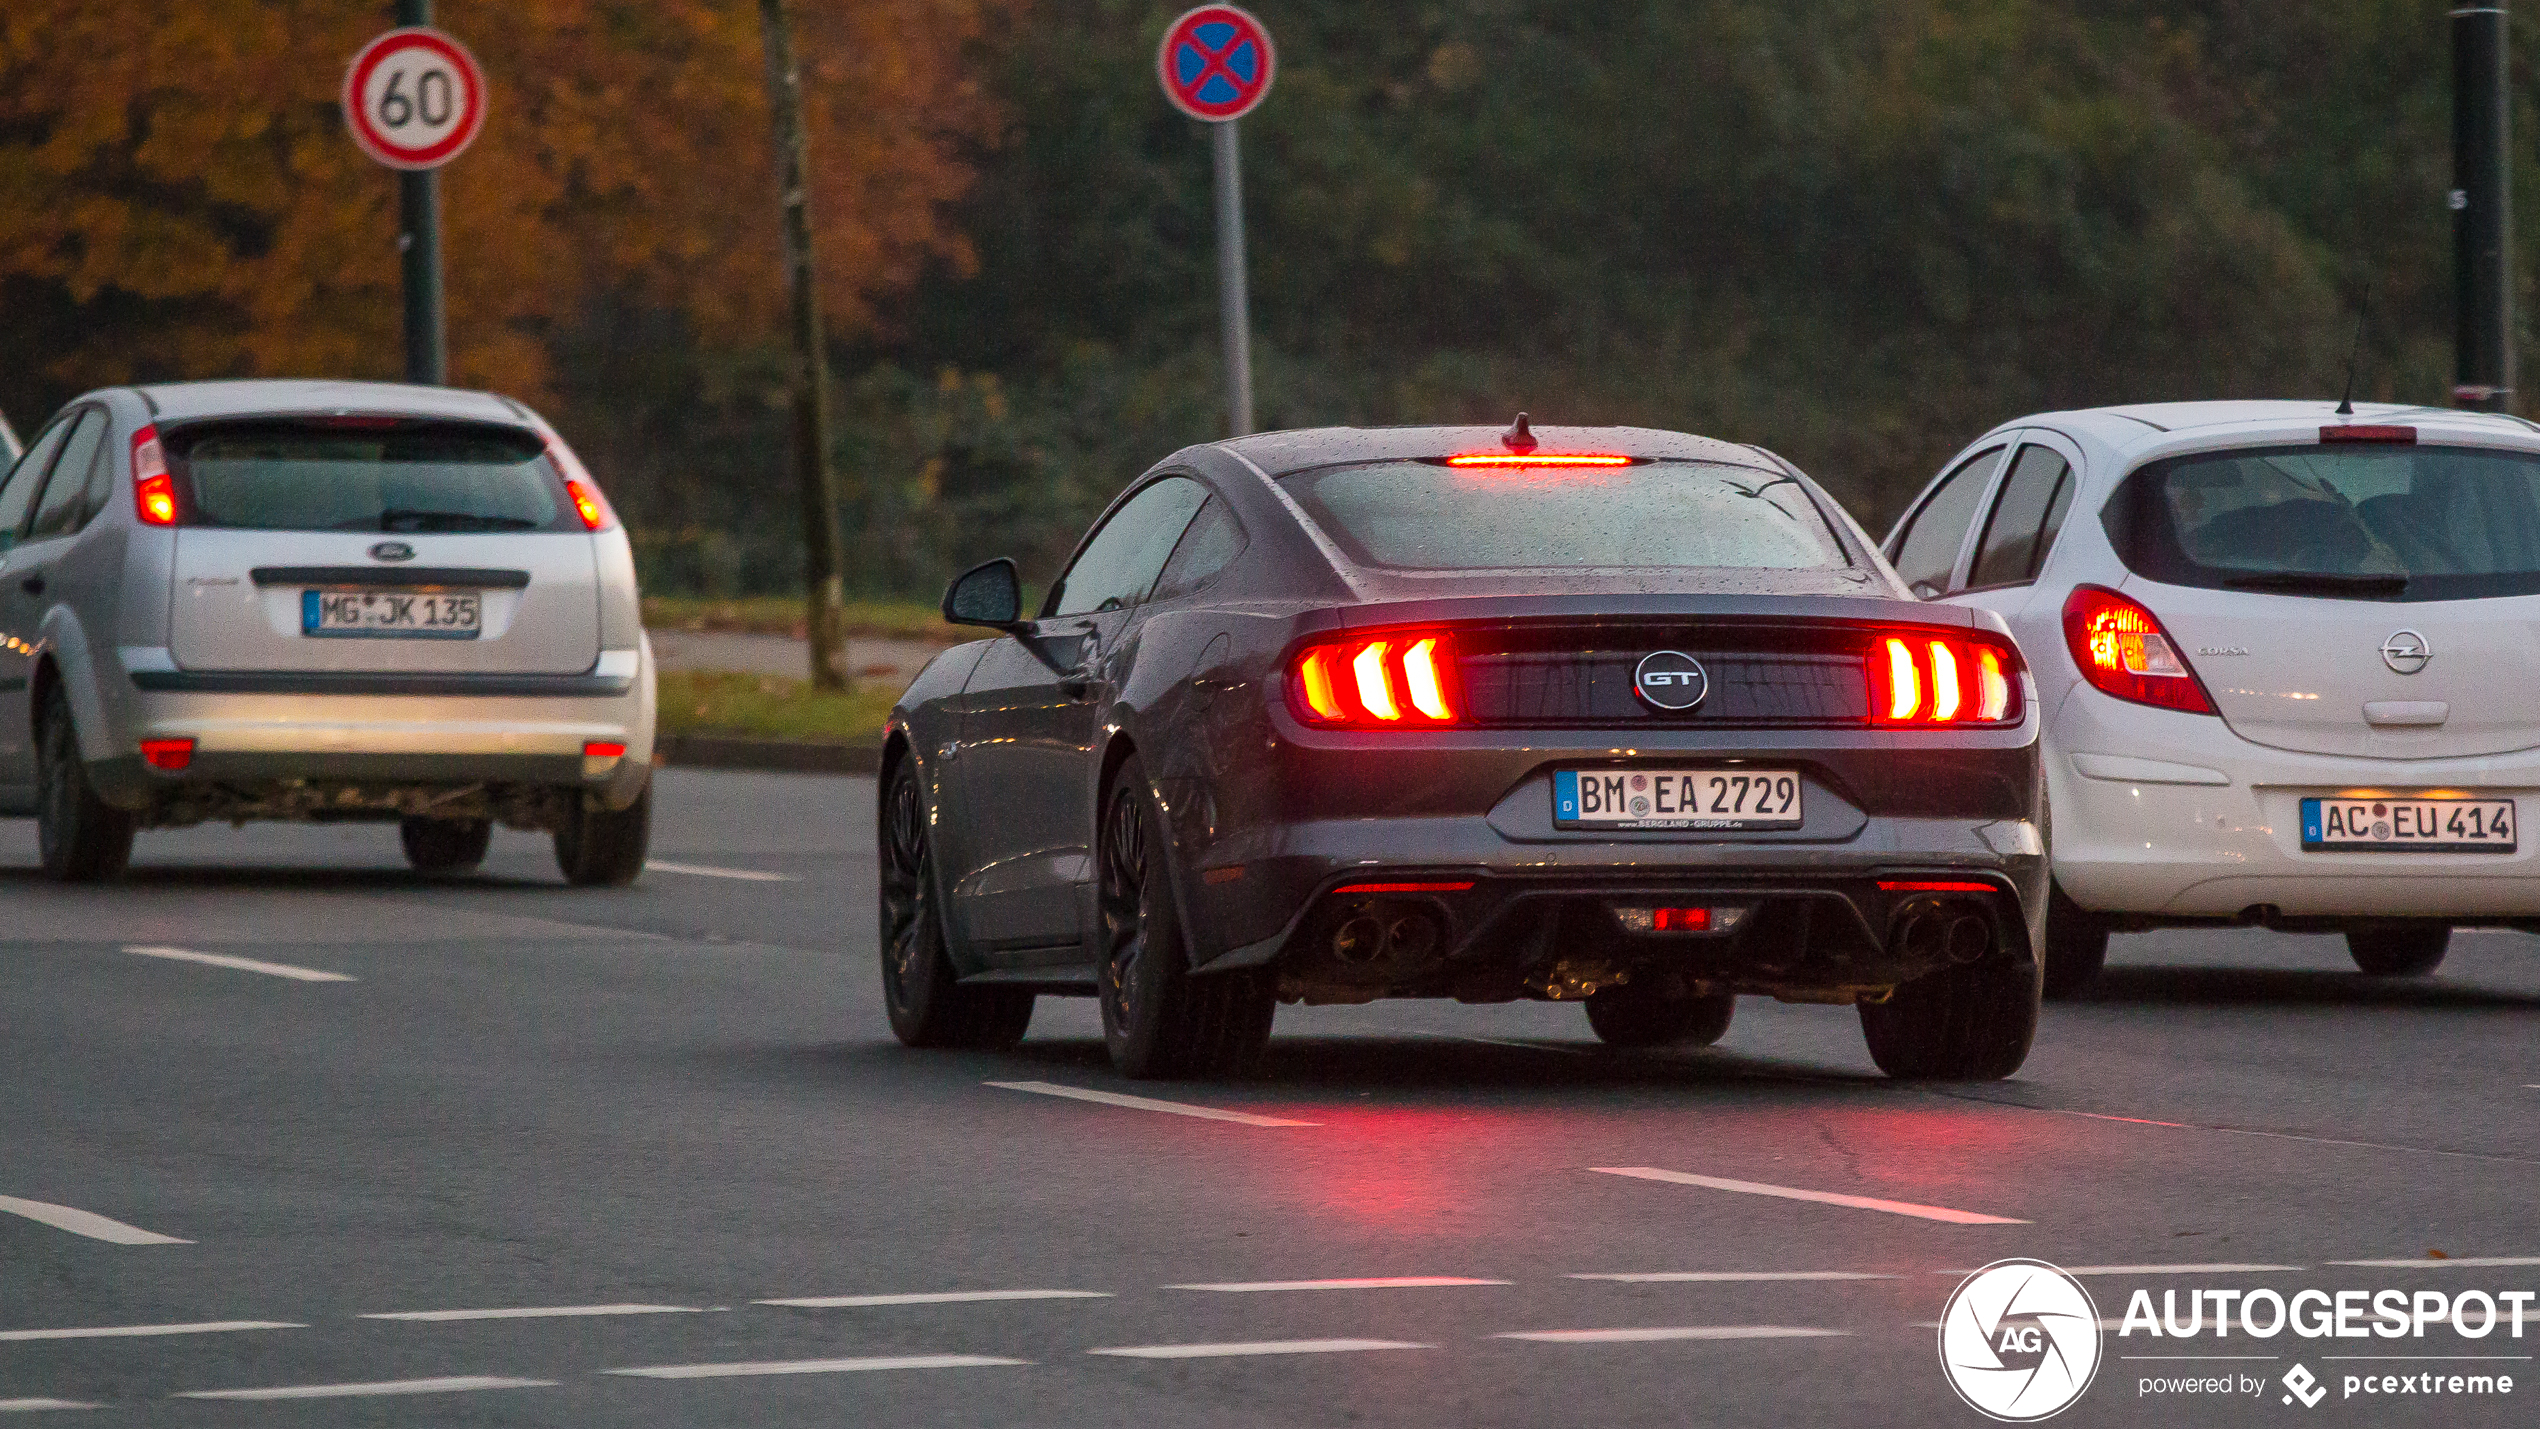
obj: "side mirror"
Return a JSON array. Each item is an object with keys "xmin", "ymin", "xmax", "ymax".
[{"xmin": 943, "ymin": 557, "xmax": 1025, "ymax": 630}]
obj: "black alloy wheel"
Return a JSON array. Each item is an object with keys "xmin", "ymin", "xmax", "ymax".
[
  {"xmin": 35, "ymin": 684, "xmax": 134, "ymax": 883},
  {"xmin": 1097, "ymin": 753, "xmax": 1274, "ymax": 1080},
  {"xmin": 878, "ymin": 760, "xmax": 1031, "ymax": 1049},
  {"xmin": 400, "ymin": 817, "xmax": 491, "ymax": 874},
  {"xmin": 2040, "ymin": 883, "xmax": 2110, "ymax": 1000},
  {"xmin": 1584, "ymin": 985, "xmax": 1736, "ymax": 1048},
  {"xmin": 2346, "ymin": 923, "xmax": 2450, "ymax": 977}
]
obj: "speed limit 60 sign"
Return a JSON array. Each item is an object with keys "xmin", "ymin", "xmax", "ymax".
[{"xmin": 343, "ymin": 27, "xmax": 486, "ymax": 170}]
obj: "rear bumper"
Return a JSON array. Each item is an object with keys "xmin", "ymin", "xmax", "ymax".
[
  {"xmin": 2048, "ymin": 679, "xmax": 2540, "ymax": 918},
  {"xmin": 89, "ymin": 644, "xmax": 655, "ymax": 812}
]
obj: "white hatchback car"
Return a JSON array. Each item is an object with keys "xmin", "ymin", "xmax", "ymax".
[
  {"xmin": 0, "ymin": 380, "xmax": 655, "ymax": 884},
  {"xmin": 1888, "ymin": 400, "xmax": 2540, "ymax": 993}
]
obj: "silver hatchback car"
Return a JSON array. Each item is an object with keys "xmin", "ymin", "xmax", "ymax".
[{"xmin": 0, "ymin": 380, "xmax": 656, "ymax": 883}]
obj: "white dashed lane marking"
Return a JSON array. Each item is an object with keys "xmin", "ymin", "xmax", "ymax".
[
  {"xmin": 1588, "ymin": 1167, "xmax": 2027, "ymax": 1225},
  {"xmin": 644, "ymin": 861, "xmax": 797, "ymax": 883},
  {"xmin": 2329, "ymin": 1256, "xmax": 2540, "ymax": 1268},
  {"xmin": 1088, "ymin": 1339, "xmax": 1431, "ymax": 1360},
  {"xmin": 1496, "ymin": 1326, "xmax": 1847, "ymax": 1344},
  {"xmin": 360, "ymin": 1304, "xmax": 704, "ymax": 1322},
  {"xmin": 755, "ymin": 1290, "xmax": 1110, "ymax": 1308},
  {"xmin": 174, "ymin": 1376, "xmax": 555, "ymax": 1402},
  {"xmin": 1167, "ymin": 1278, "xmax": 1507, "ymax": 1293},
  {"xmin": 0, "ymin": 1321, "xmax": 297, "ymax": 1343},
  {"xmin": 0, "ymin": 1401, "xmax": 99, "ymax": 1412},
  {"xmin": 123, "ymin": 945, "xmax": 353, "ymax": 983},
  {"xmin": 606, "ymin": 1355, "xmax": 1027, "ymax": 1379},
  {"xmin": 1931, "ymin": 1263, "xmax": 2300, "ymax": 1277},
  {"xmin": 985, "ymin": 1081, "xmax": 1317, "ymax": 1127},
  {"xmin": 0, "ymin": 1195, "xmax": 190, "ymax": 1246},
  {"xmin": 1570, "ymin": 1272, "xmax": 1899, "ymax": 1283}
]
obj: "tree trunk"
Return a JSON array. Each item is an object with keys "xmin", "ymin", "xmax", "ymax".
[{"xmin": 755, "ymin": 0, "xmax": 849, "ymax": 690}]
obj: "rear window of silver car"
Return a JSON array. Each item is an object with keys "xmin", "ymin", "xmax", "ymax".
[
  {"xmin": 168, "ymin": 422, "xmax": 571, "ymax": 533},
  {"xmin": 2109, "ymin": 443, "xmax": 2540, "ymax": 600},
  {"xmin": 1280, "ymin": 460, "xmax": 1851, "ymax": 571}
]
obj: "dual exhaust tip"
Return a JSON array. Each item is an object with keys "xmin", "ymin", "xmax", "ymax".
[
  {"xmin": 1891, "ymin": 901, "xmax": 1993, "ymax": 965},
  {"xmin": 1332, "ymin": 910, "xmax": 1442, "ymax": 965}
]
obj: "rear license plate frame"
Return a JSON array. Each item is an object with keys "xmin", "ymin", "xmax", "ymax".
[
  {"xmin": 1554, "ymin": 767, "xmax": 1804, "ymax": 831},
  {"xmin": 2299, "ymin": 796, "xmax": 2516, "ymax": 853},
  {"xmin": 301, "ymin": 587, "xmax": 484, "ymax": 640}
]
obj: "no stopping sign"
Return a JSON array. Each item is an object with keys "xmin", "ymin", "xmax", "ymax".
[
  {"xmin": 1158, "ymin": 6, "xmax": 1275, "ymax": 122},
  {"xmin": 343, "ymin": 27, "xmax": 487, "ymax": 170}
]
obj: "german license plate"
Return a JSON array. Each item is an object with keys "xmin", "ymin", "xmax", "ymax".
[
  {"xmin": 302, "ymin": 588, "xmax": 482, "ymax": 639},
  {"xmin": 2301, "ymin": 796, "xmax": 2516, "ymax": 852},
  {"xmin": 1555, "ymin": 768, "xmax": 1803, "ymax": 830}
]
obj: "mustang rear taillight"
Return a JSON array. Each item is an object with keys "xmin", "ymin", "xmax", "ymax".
[
  {"xmin": 1290, "ymin": 633, "xmax": 1461, "ymax": 727},
  {"xmin": 1868, "ymin": 635, "xmax": 2023, "ymax": 726},
  {"xmin": 2061, "ymin": 584, "xmax": 2216, "ymax": 715},
  {"xmin": 132, "ymin": 425, "xmax": 177, "ymax": 527}
]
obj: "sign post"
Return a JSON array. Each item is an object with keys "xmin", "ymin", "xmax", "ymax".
[
  {"xmin": 344, "ymin": 4, "xmax": 487, "ymax": 386},
  {"xmin": 1159, "ymin": 6, "xmax": 1275, "ymax": 437}
]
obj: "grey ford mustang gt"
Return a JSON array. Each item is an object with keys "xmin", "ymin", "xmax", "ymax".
[{"xmin": 880, "ymin": 420, "xmax": 2048, "ymax": 1081}]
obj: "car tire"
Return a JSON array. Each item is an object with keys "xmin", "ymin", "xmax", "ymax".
[
  {"xmin": 877, "ymin": 759, "xmax": 1034, "ymax": 1050},
  {"xmin": 553, "ymin": 783, "xmax": 652, "ymax": 887},
  {"xmin": 1097, "ymin": 754, "xmax": 1275, "ymax": 1080},
  {"xmin": 2346, "ymin": 923, "xmax": 2449, "ymax": 977},
  {"xmin": 2041, "ymin": 883, "xmax": 2110, "ymax": 1000},
  {"xmin": 1858, "ymin": 931, "xmax": 2041, "ymax": 1081},
  {"xmin": 1584, "ymin": 986, "xmax": 1735, "ymax": 1048},
  {"xmin": 35, "ymin": 684, "xmax": 134, "ymax": 883},
  {"xmin": 400, "ymin": 817, "xmax": 491, "ymax": 874}
]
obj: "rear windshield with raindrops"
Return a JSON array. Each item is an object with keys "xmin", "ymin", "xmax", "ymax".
[{"xmin": 1279, "ymin": 461, "xmax": 1852, "ymax": 572}]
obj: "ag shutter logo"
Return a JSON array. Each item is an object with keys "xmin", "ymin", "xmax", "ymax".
[
  {"xmin": 1939, "ymin": 1259, "xmax": 2103, "ymax": 1421},
  {"xmin": 1632, "ymin": 650, "xmax": 1707, "ymax": 712}
]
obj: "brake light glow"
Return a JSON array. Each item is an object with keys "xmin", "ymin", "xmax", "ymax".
[
  {"xmin": 1977, "ymin": 648, "xmax": 2011, "ymax": 722},
  {"xmin": 2061, "ymin": 584, "xmax": 2215, "ymax": 715},
  {"xmin": 131, "ymin": 426, "xmax": 177, "ymax": 526},
  {"xmin": 1402, "ymin": 638, "xmax": 1452, "ymax": 720},
  {"xmin": 2320, "ymin": 424, "xmax": 2416, "ymax": 444},
  {"xmin": 1288, "ymin": 632, "xmax": 1463, "ymax": 728},
  {"xmin": 1884, "ymin": 639, "xmax": 1920, "ymax": 720},
  {"xmin": 564, "ymin": 477, "xmax": 611, "ymax": 531},
  {"xmin": 1878, "ymin": 880, "xmax": 1996, "ymax": 894},
  {"xmin": 1869, "ymin": 634, "xmax": 2025, "ymax": 727},
  {"xmin": 139, "ymin": 738, "xmax": 194, "ymax": 771},
  {"xmin": 1443, "ymin": 453, "xmax": 1633, "ymax": 468},
  {"xmin": 1334, "ymin": 881, "xmax": 1474, "ymax": 895},
  {"xmin": 1928, "ymin": 641, "xmax": 1961, "ymax": 721}
]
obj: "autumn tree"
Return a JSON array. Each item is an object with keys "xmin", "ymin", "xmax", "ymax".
[{"xmin": 0, "ymin": 0, "xmax": 1012, "ymax": 412}]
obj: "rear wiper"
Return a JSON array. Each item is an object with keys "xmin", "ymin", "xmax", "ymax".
[
  {"xmin": 2222, "ymin": 571, "xmax": 2408, "ymax": 595},
  {"xmin": 374, "ymin": 508, "xmax": 540, "ymax": 532}
]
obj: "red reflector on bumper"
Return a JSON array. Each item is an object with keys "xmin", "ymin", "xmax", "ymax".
[
  {"xmin": 1878, "ymin": 880, "xmax": 1996, "ymax": 893},
  {"xmin": 1333, "ymin": 881, "xmax": 1473, "ymax": 895},
  {"xmin": 139, "ymin": 738, "xmax": 195, "ymax": 771},
  {"xmin": 583, "ymin": 741, "xmax": 628, "ymax": 760},
  {"xmin": 1650, "ymin": 907, "xmax": 1710, "ymax": 932}
]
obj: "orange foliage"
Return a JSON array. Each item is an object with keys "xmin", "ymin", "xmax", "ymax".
[{"xmin": 0, "ymin": 0, "xmax": 1010, "ymax": 399}]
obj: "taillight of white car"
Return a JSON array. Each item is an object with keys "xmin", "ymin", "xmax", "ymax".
[{"xmin": 2060, "ymin": 584, "xmax": 2216, "ymax": 715}]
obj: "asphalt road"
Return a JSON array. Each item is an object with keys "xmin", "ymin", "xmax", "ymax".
[{"xmin": 2, "ymin": 768, "xmax": 2534, "ymax": 1426}]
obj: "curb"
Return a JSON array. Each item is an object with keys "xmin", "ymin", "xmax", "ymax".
[{"xmin": 657, "ymin": 732, "xmax": 882, "ymax": 776}]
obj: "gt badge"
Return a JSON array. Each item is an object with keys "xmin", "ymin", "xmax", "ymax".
[{"xmin": 1633, "ymin": 650, "xmax": 1708, "ymax": 712}]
